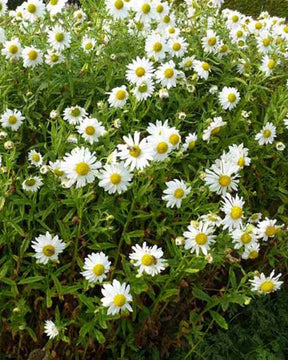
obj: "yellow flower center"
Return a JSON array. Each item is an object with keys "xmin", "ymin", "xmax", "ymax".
[
  {"xmin": 211, "ymin": 126, "xmax": 220, "ymax": 135},
  {"xmin": 232, "ymin": 15, "xmax": 239, "ymax": 22},
  {"xmin": 188, "ymin": 141, "xmax": 195, "ymax": 149},
  {"xmin": 135, "ymin": 67, "xmax": 146, "ymax": 77},
  {"xmin": 141, "ymin": 3, "xmax": 151, "ymax": 14},
  {"xmin": 25, "ymin": 179, "xmax": 36, "ymax": 186},
  {"xmin": 110, "ymin": 173, "xmax": 121, "ymax": 185},
  {"xmin": 208, "ymin": 37, "xmax": 217, "ymax": 46},
  {"xmin": 51, "ymin": 54, "xmax": 59, "ymax": 62},
  {"xmin": 115, "ymin": 90, "xmax": 126, "ymax": 101},
  {"xmin": 262, "ymin": 38, "xmax": 270, "ymax": 47},
  {"xmin": 185, "ymin": 60, "xmax": 192, "ymax": 68},
  {"xmin": 163, "ymin": 15, "xmax": 170, "ymax": 23},
  {"xmin": 156, "ymin": 4, "xmax": 163, "ymax": 12},
  {"xmin": 174, "ymin": 188, "xmax": 184, "ymax": 199},
  {"xmin": 114, "ymin": 0, "xmax": 124, "ymax": 9},
  {"xmin": 228, "ymin": 93, "xmax": 236, "ymax": 103},
  {"xmin": 153, "ymin": 42, "xmax": 162, "ymax": 52},
  {"xmin": 195, "ymin": 232, "xmax": 208, "ymax": 245},
  {"xmin": 129, "ymin": 145, "xmax": 141, "ymax": 158},
  {"xmin": 93, "ymin": 264, "xmax": 105, "ymax": 276},
  {"xmin": 238, "ymin": 40, "xmax": 245, "ymax": 47},
  {"xmin": 202, "ymin": 62, "xmax": 210, "ymax": 71},
  {"xmin": 8, "ymin": 115, "xmax": 17, "ymax": 124},
  {"xmin": 76, "ymin": 12, "xmax": 82, "ymax": 18},
  {"xmin": 141, "ymin": 254, "xmax": 156, "ymax": 266},
  {"xmin": 9, "ymin": 45, "xmax": 18, "ymax": 54},
  {"xmin": 32, "ymin": 153, "xmax": 40, "ymax": 162},
  {"xmin": 260, "ymin": 281, "xmax": 274, "ymax": 292},
  {"xmin": 263, "ymin": 129, "xmax": 271, "ymax": 138},
  {"xmin": 113, "ymin": 294, "xmax": 126, "ymax": 307},
  {"xmin": 169, "ymin": 134, "xmax": 180, "ymax": 146},
  {"xmin": 42, "ymin": 244, "xmax": 56, "ymax": 257},
  {"xmin": 248, "ymin": 250, "xmax": 259, "ymax": 259},
  {"xmin": 255, "ymin": 22, "xmax": 262, "ymax": 29},
  {"xmin": 50, "ymin": 0, "xmax": 58, "ymax": 5},
  {"xmin": 220, "ymin": 44, "xmax": 228, "ymax": 52},
  {"xmin": 284, "ymin": 26, "xmax": 288, "ymax": 33},
  {"xmin": 71, "ymin": 108, "xmax": 81, "ymax": 117},
  {"xmin": 241, "ymin": 233, "xmax": 251, "ymax": 244},
  {"xmin": 164, "ymin": 68, "xmax": 174, "ymax": 78},
  {"xmin": 85, "ymin": 42, "xmax": 93, "ymax": 50},
  {"xmin": 268, "ymin": 60, "xmax": 275, "ymax": 69},
  {"xmin": 54, "ymin": 168, "xmax": 64, "ymax": 177},
  {"xmin": 138, "ymin": 83, "xmax": 148, "ymax": 93},
  {"xmin": 27, "ymin": 3, "xmax": 37, "ymax": 13},
  {"xmin": 156, "ymin": 142, "xmax": 168, "ymax": 154},
  {"xmin": 169, "ymin": 27, "xmax": 175, "ymax": 34},
  {"xmin": 236, "ymin": 30, "xmax": 243, "ymax": 37},
  {"xmin": 238, "ymin": 157, "xmax": 245, "ymax": 167},
  {"xmin": 75, "ymin": 162, "xmax": 90, "ymax": 176},
  {"xmin": 172, "ymin": 43, "xmax": 181, "ymax": 51},
  {"xmin": 218, "ymin": 175, "xmax": 231, "ymax": 187},
  {"xmin": 28, "ymin": 50, "xmax": 38, "ymax": 61},
  {"xmin": 230, "ymin": 206, "xmax": 243, "ymax": 220},
  {"xmin": 55, "ymin": 33, "xmax": 64, "ymax": 42},
  {"xmin": 85, "ymin": 126, "xmax": 95, "ymax": 135},
  {"xmin": 265, "ymin": 226, "xmax": 276, "ymax": 237}
]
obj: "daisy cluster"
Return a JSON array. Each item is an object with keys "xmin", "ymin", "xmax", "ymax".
[{"xmin": 0, "ymin": 0, "xmax": 287, "ymax": 343}]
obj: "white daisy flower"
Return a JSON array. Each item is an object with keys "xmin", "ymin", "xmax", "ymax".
[
  {"xmin": 44, "ymin": 320, "xmax": 59, "ymax": 339},
  {"xmin": 74, "ymin": 10, "xmax": 86, "ymax": 22},
  {"xmin": 133, "ymin": 0, "xmax": 157, "ymax": 24},
  {"xmin": 231, "ymin": 225, "xmax": 258, "ymax": 249},
  {"xmin": 154, "ymin": 0, "xmax": 170, "ymax": 18},
  {"xmin": 149, "ymin": 134, "xmax": 172, "ymax": 161},
  {"xmin": 193, "ymin": 60, "xmax": 211, "ymax": 80},
  {"xmin": 255, "ymin": 122, "xmax": 276, "ymax": 145},
  {"xmin": 183, "ymin": 221, "xmax": 216, "ymax": 256},
  {"xmin": 200, "ymin": 213, "xmax": 222, "ymax": 228},
  {"xmin": 145, "ymin": 33, "xmax": 167, "ymax": 60},
  {"xmin": 250, "ymin": 270, "xmax": 283, "ymax": 294},
  {"xmin": 63, "ymin": 106, "xmax": 87, "ymax": 125},
  {"xmin": 101, "ymin": 279, "xmax": 133, "ymax": 315},
  {"xmin": 182, "ymin": 133, "xmax": 197, "ymax": 151},
  {"xmin": 241, "ymin": 242, "xmax": 260, "ymax": 260},
  {"xmin": 162, "ymin": 179, "xmax": 191, "ymax": 208},
  {"xmin": 108, "ymin": 86, "xmax": 128, "ymax": 108},
  {"xmin": 167, "ymin": 36, "xmax": 188, "ymax": 58},
  {"xmin": 98, "ymin": 163, "xmax": 133, "ymax": 194},
  {"xmin": 155, "ymin": 60, "xmax": 178, "ymax": 89},
  {"xmin": 180, "ymin": 56, "xmax": 195, "ymax": 70},
  {"xmin": 105, "ymin": 0, "xmax": 130, "ymax": 19},
  {"xmin": 28, "ymin": 150, "xmax": 43, "ymax": 167},
  {"xmin": 0, "ymin": 0, "xmax": 8, "ymax": 16},
  {"xmin": 218, "ymin": 86, "xmax": 240, "ymax": 111},
  {"xmin": 201, "ymin": 29, "xmax": 219, "ymax": 53},
  {"xmin": 158, "ymin": 12, "xmax": 176, "ymax": 29},
  {"xmin": 146, "ymin": 119, "xmax": 170, "ymax": 137},
  {"xmin": 22, "ymin": 46, "xmax": 43, "ymax": 68},
  {"xmin": 47, "ymin": 0, "xmax": 67, "ymax": 15},
  {"xmin": 81, "ymin": 252, "xmax": 111, "ymax": 283},
  {"xmin": 227, "ymin": 143, "xmax": 251, "ymax": 168},
  {"xmin": 257, "ymin": 32, "xmax": 273, "ymax": 54},
  {"xmin": 202, "ymin": 116, "xmax": 227, "ymax": 142},
  {"xmin": 260, "ymin": 55, "xmax": 277, "ymax": 76},
  {"xmin": 117, "ymin": 131, "xmax": 153, "ymax": 170},
  {"xmin": 129, "ymin": 242, "xmax": 166, "ymax": 276},
  {"xmin": 48, "ymin": 25, "xmax": 71, "ymax": 51},
  {"xmin": 31, "ymin": 232, "xmax": 66, "ymax": 265},
  {"xmin": 61, "ymin": 147, "xmax": 101, "ymax": 189},
  {"xmin": 126, "ymin": 56, "xmax": 154, "ymax": 85},
  {"xmin": 248, "ymin": 213, "xmax": 262, "ymax": 224},
  {"xmin": 22, "ymin": 176, "xmax": 43, "ymax": 192},
  {"xmin": 76, "ymin": 118, "xmax": 106, "ymax": 144},
  {"xmin": 82, "ymin": 35, "xmax": 96, "ymax": 53},
  {"xmin": 23, "ymin": 0, "xmax": 46, "ymax": 22},
  {"xmin": 204, "ymin": 158, "xmax": 240, "ymax": 195},
  {"xmin": 0, "ymin": 109, "xmax": 24, "ymax": 131},
  {"xmin": 49, "ymin": 160, "xmax": 65, "ymax": 179},
  {"xmin": 45, "ymin": 50, "xmax": 64, "ymax": 67},
  {"xmin": 221, "ymin": 193, "xmax": 245, "ymax": 230},
  {"xmin": 133, "ymin": 78, "xmax": 155, "ymax": 101},
  {"xmin": 225, "ymin": 11, "xmax": 243, "ymax": 30},
  {"xmin": 167, "ymin": 127, "xmax": 181, "ymax": 148},
  {"xmin": 256, "ymin": 217, "xmax": 283, "ymax": 241},
  {"xmin": 1, "ymin": 38, "xmax": 22, "ymax": 59}
]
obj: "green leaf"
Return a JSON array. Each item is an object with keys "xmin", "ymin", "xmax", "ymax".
[
  {"xmin": 18, "ymin": 276, "xmax": 44, "ymax": 285},
  {"xmin": 209, "ymin": 310, "xmax": 228, "ymax": 330}
]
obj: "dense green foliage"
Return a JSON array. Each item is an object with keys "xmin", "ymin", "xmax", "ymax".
[{"xmin": 223, "ymin": 0, "xmax": 288, "ymax": 18}]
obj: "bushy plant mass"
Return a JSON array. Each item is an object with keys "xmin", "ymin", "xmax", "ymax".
[{"xmin": 0, "ymin": 0, "xmax": 288, "ymax": 358}]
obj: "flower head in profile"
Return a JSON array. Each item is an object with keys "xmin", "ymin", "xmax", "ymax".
[{"xmin": 44, "ymin": 320, "xmax": 59, "ymax": 339}]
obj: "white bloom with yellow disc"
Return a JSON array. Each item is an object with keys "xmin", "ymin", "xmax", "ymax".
[
  {"xmin": 183, "ymin": 221, "xmax": 216, "ymax": 256},
  {"xmin": 81, "ymin": 252, "xmax": 111, "ymax": 283},
  {"xmin": 97, "ymin": 162, "xmax": 133, "ymax": 194},
  {"xmin": 101, "ymin": 279, "xmax": 133, "ymax": 315},
  {"xmin": 162, "ymin": 179, "xmax": 191, "ymax": 209},
  {"xmin": 31, "ymin": 232, "xmax": 66, "ymax": 265},
  {"xmin": 250, "ymin": 270, "xmax": 283, "ymax": 294}
]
